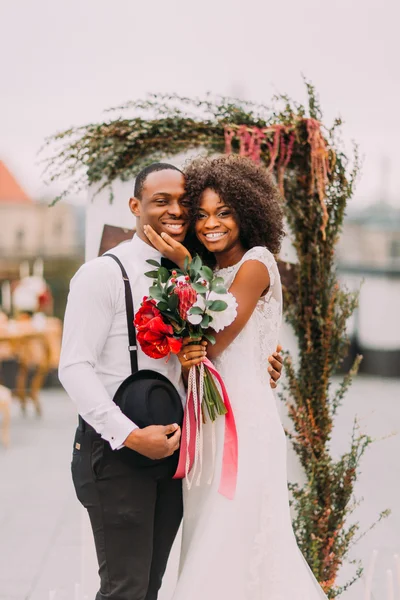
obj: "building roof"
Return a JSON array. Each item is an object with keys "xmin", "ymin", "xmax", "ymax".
[
  {"xmin": 0, "ymin": 161, "xmax": 32, "ymax": 204},
  {"xmin": 346, "ymin": 200, "xmax": 400, "ymax": 229}
]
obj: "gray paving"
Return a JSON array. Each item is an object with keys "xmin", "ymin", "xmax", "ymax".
[{"xmin": 0, "ymin": 376, "xmax": 399, "ymax": 600}]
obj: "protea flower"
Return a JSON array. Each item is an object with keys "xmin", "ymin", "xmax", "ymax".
[{"xmin": 174, "ymin": 283, "xmax": 198, "ymax": 321}]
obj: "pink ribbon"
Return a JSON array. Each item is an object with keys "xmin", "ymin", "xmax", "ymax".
[{"xmin": 173, "ymin": 358, "xmax": 238, "ymax": 500}]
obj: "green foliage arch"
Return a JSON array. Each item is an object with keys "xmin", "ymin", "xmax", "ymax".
[{"xmin": 44, "ymin": 84, "xmax": 388, "ymax": 597}]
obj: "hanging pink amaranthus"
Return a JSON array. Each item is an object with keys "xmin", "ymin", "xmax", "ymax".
[
  {"xmin": 306, "ymin": 118, "xmax": 330, "ymax": 240},
  {"xmin": 223, "ymin": 123, "xmax": 297, "ymax": 197}
]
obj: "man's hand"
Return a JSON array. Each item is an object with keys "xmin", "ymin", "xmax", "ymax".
[
  {"xmin": 123, "ymin": 424, "xmax": 181, "ymax": 460},
  {"xmin": 268, "ymin": 344, "xmax": 283, "ymax": 389}
]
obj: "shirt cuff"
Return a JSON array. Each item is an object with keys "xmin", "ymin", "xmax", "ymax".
[{"xmin": 101, "ymin": 409, "xmax": 138, "ymax": 450}]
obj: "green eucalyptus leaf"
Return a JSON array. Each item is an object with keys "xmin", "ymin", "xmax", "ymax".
[
  {"xmin": 192, "ymin": 282, "xmax": 208, "ymax": 294},
  {"xmin": 208, "ymin": 300, "xmax": 228, "ymax": 312},
  {"xmin": 149, "ymin": 286, "xmax": 164, "ymax": 301},
  {"xmin": 210, "ymin": 277, "xmax": 227, "ymax": 292},
  {"xmin": 158, "ymin": 309, "xmax": 175, "ymax": 321},
  {"xmin": 200, "ymin": 266, "xmax": 214, "ymax": 281},
  {"xmin": 213, "ymin": 276, "xmax": 225, "ymax": 286},
  {"xmin": 183, "ymin": 256, "xmax": 189, "ymax": 272},
  {"xmin": 157, "ymin": 301, "xmax": 169, "ymax": 311},
  {"xmin": 168, "ymin": 293, "xmax": 179, "ymax": 311},
  {"xmin": 188, "ymin": 306, "xmax": 204, "ymax": 315},
  {"xmin": 189, "ymin": 255, "xmax": 202, "ymax": 275},
  {"xmin": 203, "ymin": 332, "xmax": 216, "ymax": 345},
  {"xmin": 166, "ymin": 284, "xmax": 176, "ymax": 295},
  {"xmin": 158, "ymin": 267, "xmax": 170, "ymax": 283},
  {"xmin": 146, "ymin": 259, "xmax": 161, "ymax": 268},
  {"xmin": 188, "ymin": 329, "xmax": 202, "ymax": 339},
  {"xmin": 200, "ymin": 314, "xmax": 211, "ymax": 328},
  {"xmin": 144, "ymin": 270, "xmax": 159, "ymax": 279}
]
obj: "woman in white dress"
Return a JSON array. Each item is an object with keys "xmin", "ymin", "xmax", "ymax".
[{"xmin": 144, "ymin": 155, "xmax": 327, "ymax": 600}]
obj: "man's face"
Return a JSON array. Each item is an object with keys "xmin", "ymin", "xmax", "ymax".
[{"xmin": 130, "ymin": 169, "xmax": 189, "ymax": 243}]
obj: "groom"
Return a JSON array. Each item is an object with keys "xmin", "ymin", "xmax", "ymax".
[{"xmin": 59, "ymin": 162, "xmax": 283, "ymax": 600}]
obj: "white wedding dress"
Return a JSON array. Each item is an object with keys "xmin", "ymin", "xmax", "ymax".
[{"xmin": 172, "ymin": 246, "xmax": 328, "ymax": 600}]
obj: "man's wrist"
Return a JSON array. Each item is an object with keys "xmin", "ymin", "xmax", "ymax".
[
  {"xmin": 123, "ymin": 427, "xmax": 141, "ymax": 451},
  {"xmin": 101, "ymin": 409, "xmax": 139, "ymax": 450}
]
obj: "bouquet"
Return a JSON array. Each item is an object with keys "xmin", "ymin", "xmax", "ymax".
[
  {"xmin": 134, "ymin": 255, "xmax": 237, "ymax": 422},
  {"xmin": 134, "ymin": 255, "xmax": 238, "ymax": 499}
]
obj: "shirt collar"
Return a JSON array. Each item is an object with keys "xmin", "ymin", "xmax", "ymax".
[{"xmin": 130, "ymin": 232, "xmax": 161, "ymax": 260}]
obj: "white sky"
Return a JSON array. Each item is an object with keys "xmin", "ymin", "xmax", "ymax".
[{"xmin": 1, "ymin": 0, "xmax": 399, "ymax": 207}]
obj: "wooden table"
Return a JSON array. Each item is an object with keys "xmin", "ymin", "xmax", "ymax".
[{"xmin": 0, "ymin": 318, "xmax": 61, "ymax": 416}]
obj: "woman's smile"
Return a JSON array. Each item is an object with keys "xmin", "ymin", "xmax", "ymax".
[{"xmin": 204, "ymin": 231, "xmax": 228, "ymax": 241}]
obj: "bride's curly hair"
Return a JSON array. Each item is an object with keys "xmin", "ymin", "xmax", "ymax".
[{"xmin": 183, "ymin": 154, "xmax": 285, "ymax": 266}]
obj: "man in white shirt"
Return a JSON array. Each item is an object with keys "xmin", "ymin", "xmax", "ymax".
[{"xmin": 59, "ymin": 163, "xmax": 283, "ymax": 600}]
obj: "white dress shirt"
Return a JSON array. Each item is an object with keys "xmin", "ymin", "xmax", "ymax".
[{"xmin": 59, "ymin": 234, "xmax": 185, "ymax": 450}]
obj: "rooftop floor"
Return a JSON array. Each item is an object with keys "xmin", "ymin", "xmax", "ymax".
[{"xmin": 1, "ymin": 376, "xmax": 399, "ymax": 600}]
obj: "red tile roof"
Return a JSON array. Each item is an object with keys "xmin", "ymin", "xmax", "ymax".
[{"xmin": 0, "ymin": 161, "xmax": 32, "ymax": 203}]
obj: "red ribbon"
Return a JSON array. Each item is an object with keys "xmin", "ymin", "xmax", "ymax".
[{"xmin": 173, "ymin": 358, "xmax": 238, "ymax": 500}]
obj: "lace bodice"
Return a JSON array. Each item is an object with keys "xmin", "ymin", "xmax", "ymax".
[{"xmin": 213, "ymin": 246, "xmax": 282, "ymax": 386}]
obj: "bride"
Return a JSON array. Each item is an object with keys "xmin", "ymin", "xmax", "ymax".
[{"xmin": 144, "ymin": 154, "xmax": 327, "ymax": 599}]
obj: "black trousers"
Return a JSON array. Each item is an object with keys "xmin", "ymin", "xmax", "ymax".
[{"xmin": 71, "ymin": 426, "xmax": 183, "ymax": 600}]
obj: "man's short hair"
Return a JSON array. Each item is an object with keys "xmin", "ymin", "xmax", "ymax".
[{"xmin": 133, "ymin": 163, "xmax": 183, "ymax": 199}]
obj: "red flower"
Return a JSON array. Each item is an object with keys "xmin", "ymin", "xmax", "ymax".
[
  {"xmin": 174, "ymin": 283, "xmax": 198, "ymax": 320},
  {"xmin": 134, "ymin": 298, "xmax": 159, "ymax": 330},
  {"xmin": 134, "ymin": 298, "xmax": 182, "ymax": 359}
]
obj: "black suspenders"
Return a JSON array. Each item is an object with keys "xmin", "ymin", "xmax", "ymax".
[{"xmin": 104, "ymin": 254, "xmax": 138, "ymax": 375}]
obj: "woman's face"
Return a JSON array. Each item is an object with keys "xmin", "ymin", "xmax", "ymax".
[{"xmin": 194, "ymin": 188, "xmax": 241, "ymax": 254}]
